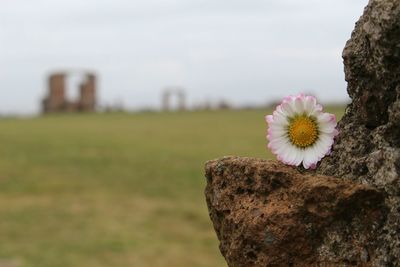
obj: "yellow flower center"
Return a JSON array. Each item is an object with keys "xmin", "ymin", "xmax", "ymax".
[{"xmin": 288, "ymin": 115, "xmax": 318, "ymax": 148}]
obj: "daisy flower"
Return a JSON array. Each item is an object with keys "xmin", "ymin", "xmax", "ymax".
[{"xmin": 265, "ymin": 94, "xmax": 338, "ymax": 169}]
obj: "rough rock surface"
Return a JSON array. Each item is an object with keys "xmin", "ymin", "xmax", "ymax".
[
  {"xmin": 205, "ymin": 0, "xmax": 400, "ymax": 266},
  {"xmin": 205, "ymin": 157, "xmax": 387, "ymax": 266},
  {"xmin": 318, "ymin": 0, "xmax": 400, "ymax": 265}
]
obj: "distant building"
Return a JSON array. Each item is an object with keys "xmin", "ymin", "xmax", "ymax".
[
  {"xmin": 216, "ymin": 100, "xmax": 232, "ymax": 110},
  {"xmin": 42, "ymin": 71, "xmax": 96, "ymax": 113},
  {"xmin": 161, "ymin": 87, "xmax": 186, "ymax": 111}
]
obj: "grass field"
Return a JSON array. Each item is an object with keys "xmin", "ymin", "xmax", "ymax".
[{"xmin": 0, "ymin": 107, "xmax": 345, "ymax": 267}]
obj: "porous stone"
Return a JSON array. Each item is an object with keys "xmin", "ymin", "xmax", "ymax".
[
  {"xmin": 205, "ymin": 157, "xmax": 387, "ymax": 266},
  {"xmin": 318, "ymin": 0, "xmax": 400, "ymax": 265},
  {"xmin": 205, "ymin": 0, "xmax": 400, "ymax": 265}
]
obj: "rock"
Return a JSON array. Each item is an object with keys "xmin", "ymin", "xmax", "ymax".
[
  {"xmin": 318, "ymin": 0, "xmax": 400, "ymax": 264},
  {"xmin": 205, "ymin": 1, "xmax": 400, "ymax": 265},
  {"xmin": 205, "ymin": 157, "xmax": 387, "ymax": 266}
]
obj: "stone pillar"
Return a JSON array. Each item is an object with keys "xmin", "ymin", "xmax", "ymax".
[
  {"xmin": 177, "ymin": 90, "xmax": 186, "ymax": 111},
  {"xmin": 44, "ymin": 73, "xmax": 66, "ymax": 112},
  {"xmin": 162, "ymin": 88, "xmax": 186, "ymax": 111},
  {"xmin": 162, "ymin": 90, "xmax": 171, "ymax": 111},
  {"xmin": 79, "ymin": 73, "xmax": 96, "ymax": 112}
]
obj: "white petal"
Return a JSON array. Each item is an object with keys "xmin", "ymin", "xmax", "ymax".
[
  {"xmin": 268, "ymin": 137, "xmax": 291, "ymax": 155},
  {"xmin": 265, "ymin": 115, "xmax": 274, "ymax": 124},
  {"xmin": 268, "ymin": 128, "xmax": 287, "ymax": 140},
  {"xmin": 294, "ymin": 97, "xmax": 305, "ymax": 113},
  {"xmin": 303, "ymin": 96, "xmax": 317, "ymax": 115},
  {"xmin": 285, "ymin": 98, "xmax": 298, "ymax": 113},
  {"xmin": 319, "ymin": 123, "xmax": 336, "ymax": 134},
  {"xmin": 286, "ymin": 145, "xmax": 299, "ymax": 165},
  {"xmin": 302, "ymin": 148, "xmax": 319, "ymax": 169},
  {"xmin": 273, "ymin": 139, "xmax": 291, "ymax": 154},
  {"xmin": 280, "ymin": 102, "xmax": 295, "ymax": 117},
  {"xmin": 273, "ymin": 113, "xmax": 289, "ymax": 126},
  {"xmin": 268, "ymin": 123, "xmax": 287, "ymax": 133},
  {"xmin": 268, "ymin": 118, "xmax": 286, "ymax": 128},
  {"xmin": 311, "ymin": 134, "xmax": 334, "ymax": 162},
  {"xmin": 310, "ymin": 104, "xmax": 323, "ymax": 117},
  {"xmin": 292, "ymin": 148, "xmax": 304, "ymax": 166},
  {"xmin": 317, "ymin": 113, "xmax": 333, "ymax": 123},
  {"xmin": 318, "ymin": 134, "xmax": 334, "ymax": 153},
  {"xmin": 317, "ymin": 113, "xmax": 336, "ymax": 133},
  {"xmin": 281, "ymin": 144, "xmax": 298, "ymax": 165},
  {"xmin": 269, "ymin": 136, "xmax": 289, "ymax": 148},
  {"xmin": 311, "ymin": 144, "xmax": 325, "ymax": 165},
  {"xmin": 314, "ymin": 140, "xmax": 328, "ymax": 159},
  {"xmin": 275, "ymin": 105, "xmax": 289, "ymax": 117}
]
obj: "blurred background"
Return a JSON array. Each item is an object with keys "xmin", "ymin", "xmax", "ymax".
[{"xmin": 0, "ymin": 0, "xmax": 367, "ymax": 266}]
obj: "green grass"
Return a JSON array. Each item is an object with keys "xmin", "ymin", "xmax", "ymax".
[{"xmin": 0, "ymin": 107, "xmax": 345, "ymax": 267}]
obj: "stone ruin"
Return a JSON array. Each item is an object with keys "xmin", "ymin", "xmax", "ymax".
[
  {"xmin": 205, "ymin": 0, "xmax": 400, "ymax": 266},
  {"xmin": 42, "ymin": 72, "xmax": 96, "ymax": 113},
  {"xmin": 162, "ymin": 88, "xmax": 186, "ymax": 111}
]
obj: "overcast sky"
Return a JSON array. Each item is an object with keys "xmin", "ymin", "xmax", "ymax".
[{"xmin": 0, "ymin": 0, "xmax": 368, "ymax": 114}]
